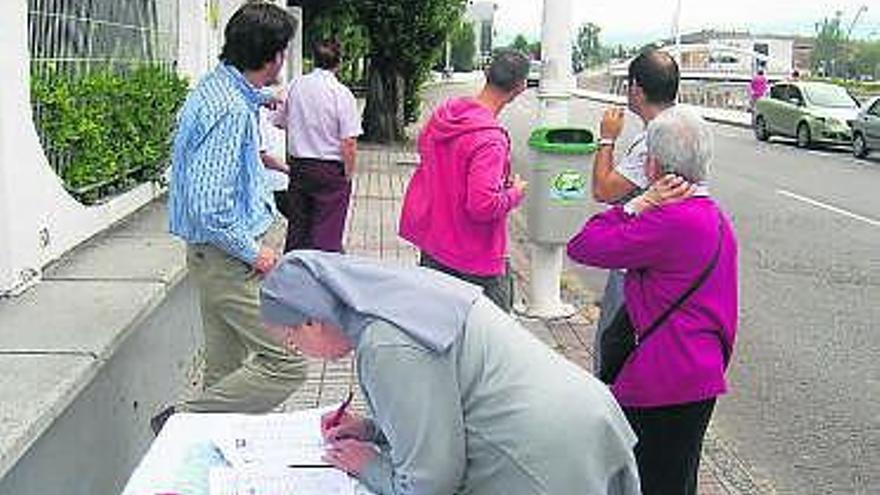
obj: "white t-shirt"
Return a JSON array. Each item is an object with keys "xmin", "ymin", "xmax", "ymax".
[
  {"xmin": 614, "ymin": 131, "xmax": 649, "ymax": 190},
  {"xmin": 258, "ymin": 108, "xmax": 288, "ymax": 192}
]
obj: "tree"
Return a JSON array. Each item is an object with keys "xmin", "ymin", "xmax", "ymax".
[
  {"xmin": 572, "ymin": 22, "xmax": 603, "ymax": 73},
  {"xmin": 450, "ymin": 21, "xmax": 477, "ymax": 72},
  {"xmin": 508, "ymin": 35, "xmax": 539, "ymax": 60},
  {"xmin": 293, "ymin": 0, "xmax": 467, "ymax": 143},
  {"xmin": 851, "ymin": 40, "xmax": 880, "ymax": 79},
  {"xmin": 290, "ymin": 1, "xmax": 369, "ymax": 86},
  {"xmin": 814, "ymin": 12, "xmax": 846, "ymax": 77},
  {"xmin": 510, "ymin": 34, "xmax": 530, "ymax": 53},
  {"xmin": 357, "ymin": 0, "xmax": 468, "ymax": 143}
]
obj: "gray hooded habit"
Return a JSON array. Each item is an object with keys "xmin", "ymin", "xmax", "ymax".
[
  {"xmin": 261, "ymin": 251, "xmax": 641, "ymax": 495},
  {"xmin": 260, "ymin": 250, "xmax": 483, "ymax": 353}
]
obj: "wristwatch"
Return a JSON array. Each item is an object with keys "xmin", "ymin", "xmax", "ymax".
[{"xmin": 598, "ymin": 138, "xmax": 615, "ymax": 148}]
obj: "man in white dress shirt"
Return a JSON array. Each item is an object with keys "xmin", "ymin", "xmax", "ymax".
[{"xmin": 274, "ymin": 39, "xmax": 362, "ymax": 252}]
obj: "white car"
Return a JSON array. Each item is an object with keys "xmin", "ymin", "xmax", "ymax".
[{"xmin": 527, "ymin": 60, "xmax": 542, "ymax": 87}]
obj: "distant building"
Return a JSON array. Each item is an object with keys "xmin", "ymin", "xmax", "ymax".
[
  {"xmin": 610, "ymin": 30, "xmax": 815, "ymax": 82},
  {"xmin": 675, "ymin": 30, "xmax": 813, "ymax": 77},
  {"xmin": 465, "ymin": 1, "xmax": 497, "ymax": 67}
]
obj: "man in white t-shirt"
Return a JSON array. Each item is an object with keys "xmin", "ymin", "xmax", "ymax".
[
  {"xmin": 258, "ymin": 105, "xmax": 290, "ymax": 218},
  {"xmin": 273, "ymin": 39, "xmax": 362, "ymax": 252},
  {"xmin": 588, "ymin": 50, "xmax": 680, "ymax": 373}
]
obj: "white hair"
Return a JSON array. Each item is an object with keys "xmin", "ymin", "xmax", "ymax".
[{"xmin": 645, "ymin": 106, "xmax": 713, "ymax": 182}]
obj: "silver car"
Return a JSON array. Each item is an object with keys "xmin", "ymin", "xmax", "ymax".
[{"xmin": 851, "ymin": 96, "xmax": 880, "ymax": 159}]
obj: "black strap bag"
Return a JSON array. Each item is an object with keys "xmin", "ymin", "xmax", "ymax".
[{"xmin": 598, "ymin": 214, "xmax": 729, "ymax": 385}]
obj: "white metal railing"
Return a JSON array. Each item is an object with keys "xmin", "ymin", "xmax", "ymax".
[{"xmin": 27, "ymin": 0, "xmax": 179, "ymax": 201}]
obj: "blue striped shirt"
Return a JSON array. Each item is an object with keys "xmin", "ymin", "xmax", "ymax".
[{"xmin": 168, "ymin": 64, "xmax": 275, "ymax": 264}]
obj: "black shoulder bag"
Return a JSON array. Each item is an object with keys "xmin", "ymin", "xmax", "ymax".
[{"xmin": 598, "ymin": 213, "xmax": 729, "ymax": 385}]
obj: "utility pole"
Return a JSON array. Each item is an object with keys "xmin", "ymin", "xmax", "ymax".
[{"xmin": 526, "ymin": 0, "xmax": 575, "ymax": 319}]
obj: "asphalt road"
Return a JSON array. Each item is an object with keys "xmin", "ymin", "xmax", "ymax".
[{"xmin": 421, "ymin": 83, "xmax": 880, "ymax": 494}]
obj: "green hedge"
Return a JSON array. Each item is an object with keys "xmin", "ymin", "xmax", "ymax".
[{"xmin": 31, "ymin": 65, "xmax": 189, "ymax": 204}]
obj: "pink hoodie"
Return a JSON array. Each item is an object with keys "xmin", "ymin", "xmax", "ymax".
[{"xmin": 399, "ymin": 98, "xmax": 524, "ymax": 276}]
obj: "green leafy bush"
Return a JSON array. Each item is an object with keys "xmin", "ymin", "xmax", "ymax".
[{"xmin": 31, "ymin": 65, "xmax": 188, "ymax": 204}]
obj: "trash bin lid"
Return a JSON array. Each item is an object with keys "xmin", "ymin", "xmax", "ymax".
[{"xmin": 528, "ymin": 127, "xmax": 597, "ymax": 155}]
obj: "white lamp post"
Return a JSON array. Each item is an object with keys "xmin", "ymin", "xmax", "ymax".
[{"xmin": 525, "ymin": 0, "xmax": 576, "ymax": 319}]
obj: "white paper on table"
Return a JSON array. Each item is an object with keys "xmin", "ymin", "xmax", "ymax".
[
  {"xmin": 209, "ymin": 466, "xmax": 355, "ymax": 495},
  {"xmin": 212, "ymin": 409, "xmax": 332, "ymax": 468}
]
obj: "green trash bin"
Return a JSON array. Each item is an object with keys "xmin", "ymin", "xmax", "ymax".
[{"xmin": 526, "ymin": 127, "xmax": 597, "ymax": 244}]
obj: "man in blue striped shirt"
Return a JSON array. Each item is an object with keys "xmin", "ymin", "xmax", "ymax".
[{"xmin": 155, "ymin": 3, "xmax": 304, "ymax": 430}]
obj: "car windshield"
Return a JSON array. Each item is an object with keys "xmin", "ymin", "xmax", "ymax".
[{"xmin": 802, "ymin": 84, "xmax": 858, "ymax": 109}]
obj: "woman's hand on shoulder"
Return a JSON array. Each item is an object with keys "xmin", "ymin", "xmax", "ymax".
[{"xmin": 633, "ymin": 174, "xmax": 696, "ymax": 214}]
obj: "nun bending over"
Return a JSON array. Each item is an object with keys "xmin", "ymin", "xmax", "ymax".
[{"xmin": 260, "ymin": 250, "xmax": 640, "ymax": 495}]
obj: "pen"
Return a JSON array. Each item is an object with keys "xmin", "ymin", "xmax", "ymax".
[{"xmin": 327, "ymin": 390, "xmax": 354, "ymax": 429}]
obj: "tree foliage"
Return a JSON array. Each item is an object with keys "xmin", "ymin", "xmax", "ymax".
[
  {"xmin": 572, "ymin": 22, "xmax": 605, "ymax": 73},
  {"xmin": 510, "ymin": 34, "xmax": 530, "ymax": 54},
  {"xmin": 851, "ymin": 40, "xmax": 880, "ymax": 80},
  {"xmin": 293, "ymin": 0, "xmax": 467, "ymax": 142},
  {"xmin": 31, "ymin": 65, "xmax": 188, "ymax": 204},
  {"xmin": 450, "ymin": 21, "xmax": 477, "ymax": 72},
  {"xmin": 360, "ymin": 0, "xmax": 468, "ymax": 141},
  {"xmin": 508, "ymin": 34, "xmax": 540, "ymax": 60},
  {"xmin": 813, "ymin": 11, "xmax": 846, "ymax": 76}
]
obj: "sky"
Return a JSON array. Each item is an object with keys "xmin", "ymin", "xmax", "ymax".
[{"xmin": 490, "ymin": 0, "xmax": 880, "ymax": 47}]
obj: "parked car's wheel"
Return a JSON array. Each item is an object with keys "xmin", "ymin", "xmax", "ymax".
[
  {"xmin": 796, "ymin": 122, "xmax": 812, "ymax": 148},
  {"xmin": 852, "ymin": 132, "xmax": 869, "ymax": 158},
  {"xmin": 754, "ymin": 115, "xmax": 770, "ymax": 141}
]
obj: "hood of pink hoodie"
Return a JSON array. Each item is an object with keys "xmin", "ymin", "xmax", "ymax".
[{"xmin": 423, "ymin": 98, "xmax": 508, "ymax": 144}]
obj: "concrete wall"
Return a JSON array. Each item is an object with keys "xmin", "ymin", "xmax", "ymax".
[{"xmin": 0, "ymin": 277, "xmax": 201, "ymax": 495}]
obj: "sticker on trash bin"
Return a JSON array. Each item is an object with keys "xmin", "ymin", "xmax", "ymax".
[{"xmin": 549, "ymin": 169, "xmax": 587, "ymax": 202}]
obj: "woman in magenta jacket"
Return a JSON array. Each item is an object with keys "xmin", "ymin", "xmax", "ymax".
[{"xmin": 568, "ymin": 107, "xmax": 738, "ymax": 495}]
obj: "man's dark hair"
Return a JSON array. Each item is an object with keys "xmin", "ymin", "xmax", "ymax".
[
  {"xmin": 220, "ymin": 2, "xmax": 295, "ymax": 72},
  {"xmin": 486, "ymin": 49, "xmax": 530, "ymax": 92},
  {"xmin": 313, "ymin": 40, "xmax": 342, "ymax": 70},
  {"xmin": 627, "ymin": 50, "xmax": 680, "ymax": 104}
]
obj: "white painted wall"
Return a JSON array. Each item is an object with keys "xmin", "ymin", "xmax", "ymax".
[
  {"xmin": 0, "ymin": 1, "xmax": 164, "ymax": 296},
  {"xmin": 765, "ymin": 38, "xmax": 794, "ymax": 75},
  {"xmin": 177, "ymin": 0, "xmax": 212, "ymax": 82}
]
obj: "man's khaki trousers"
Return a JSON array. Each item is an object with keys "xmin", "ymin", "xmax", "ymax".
[{"xmin": 181, "ymin": 242, "xmax": 305, "ymax": 412}]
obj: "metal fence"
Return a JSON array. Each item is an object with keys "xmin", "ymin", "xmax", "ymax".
[{"xmin": 28, "ymin": 0, "xmax": 179, "ymax": 200}]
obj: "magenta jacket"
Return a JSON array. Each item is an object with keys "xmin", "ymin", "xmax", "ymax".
[
  {"xmin": 567, "ymin": 198, "xmax": 738, "ymax": 408},
  {"xmin": 399, "ymin": 98, "xmax": 524, "ymax": 276}
]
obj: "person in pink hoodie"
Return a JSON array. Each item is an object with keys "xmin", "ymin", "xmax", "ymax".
[
  {"xmin": 749, "ymin": 68, "xmax": 769, "ymax": 113},
  {"xmin": 399, "ymin": 49, "xmax": 529, "ymax": 312}
]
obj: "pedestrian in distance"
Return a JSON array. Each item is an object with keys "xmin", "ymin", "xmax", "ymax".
[
  {"xmin": 156, "ymin": 1, "xmax": 306, "ymax": 433},
  {"xmin": 568, "ymin": 106, "xmax": 738, "ymax": 495},
  {"xmin": 749, "ymin": 68, "xmax": 769, "ymax": 113},
  {"xmin": 399, "ymin": 48, "xmax": 529, "ymax": 313},
  {"xmin": 273, "ymin": 39, "xmax": 362, "ymax": 253},
  {"xmin": 260, "ymin": 250, "xmax": 641, "ymax": 495}
]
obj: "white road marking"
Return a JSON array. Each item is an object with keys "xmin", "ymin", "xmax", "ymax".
[{"xmin": 776, "ymin": 189, "xmax": 880, "ymax": 227}]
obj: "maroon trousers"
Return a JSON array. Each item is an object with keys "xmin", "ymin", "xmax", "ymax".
[{"xmin": 284, "ymin": 157, "xmax": 351, "ymax": 253}]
